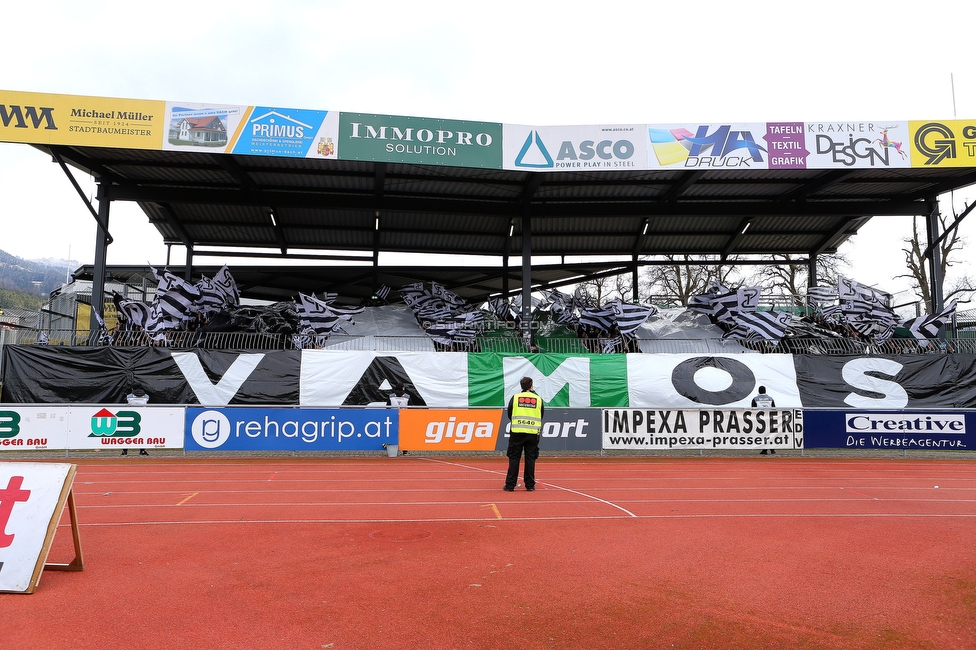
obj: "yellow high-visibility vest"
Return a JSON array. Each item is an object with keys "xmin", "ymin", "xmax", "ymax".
[{"xmin": 510, "ymin": 391, "xmax": 543, "ymax": 434}]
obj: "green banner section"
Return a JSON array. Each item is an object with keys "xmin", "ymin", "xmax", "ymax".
[
  {"xmin": 467, "ymin": 353, "xmax": 629, "ymax": 407},
  {"xmin": 338, "ymin": 112, "xmax": 502, "ymax": 168}
]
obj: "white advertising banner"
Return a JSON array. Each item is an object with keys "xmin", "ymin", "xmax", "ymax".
[
  {"xmin": 603, "ymin": 408, "xmax": 804, "ymax": 450},
  {"xmin": 646, "ymin": 122, "xmax": 771, "ymax": 170},
  {"xmin": 0, "ymin": 462, "xmax": 73, "ymax": 592},
  {"xmin": 626, "ymin": 353, "xmax": 801, "ymax": 409},
  {"xmin": 65, "ymin": 407, "xmax": 185, "ymax": 450},
  {"xmin": 503, "ymin": 124, "xmax": 647, "ymax": 171},
  {"xmin": 0, "ymin": 407, "xmax": 70, "ymax": 451},
  {"xmin": 804, "ymin": 121, "xmax": 911, "ymax": 169}
]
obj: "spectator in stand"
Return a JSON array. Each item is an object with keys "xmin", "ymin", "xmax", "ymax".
[
  {"xmin": 122, "ymin": 382, "xmax": 150, "ymax": 457},
  {"xmin": 753, "ymin": 386, "xmax": 776, "ymax": 455}
]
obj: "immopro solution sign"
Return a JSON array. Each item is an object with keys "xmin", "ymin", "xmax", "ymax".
[{"xmin": 338, "ymin": 112, "xmax": 502, "ymax": 168}]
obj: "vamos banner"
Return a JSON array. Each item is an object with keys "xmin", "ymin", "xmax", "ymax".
[
  {"xmin": 184, "ymin": 407, "xmax": 397, "ymax": 452},
  {"xmin": 803, "ymin": 410, "xmax": 973, "ymax": 450},
  {"xmin": 603, "ymin": 408, "xmax": 804, "ymax": 451},
  {"xmin": 6, "ymin": 347, "xmax": 976, "ymax": 410}
]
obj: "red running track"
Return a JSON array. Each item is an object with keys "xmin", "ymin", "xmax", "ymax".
[{"xmin": 3, "ymin": 456, "xmax": 975, "ymax": 649}]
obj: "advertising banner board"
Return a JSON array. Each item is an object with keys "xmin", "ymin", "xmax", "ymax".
[
  {"xmin": 494, "ymin": 408, "xmax": 603, "ymax": 451},
  {"xmin": 399, "ymin": 409, "xmax": 502, "ymax": 451},
  {"xmin": 185, "ymin": 407, "xmax": 397, "ymax": 451},
  {"xmin": 0, "ymin": 408, "xmax": 69, "ymax": 451},
  {"xmin": 338, "ymin": 112, "xmax": 502, "ymax": 168},
  {"xmin": 0, "ymin": 89, "xmax": 164, "ymax": 149},
  {"xmin": 0, "ymin": 462, "xmax": 76, "ymax": 593},
  {"xmin": 602, "ymin": 408, "xmax": 804, "ymax": 450},
  {"xmin": 67, "ymin": 407, "xmax": 184, "ymax": 450},
  {"xmin": 803, "ymin": 410, "xmax": 972, "ymax": 450},
  {"xmin": 0, "ymin": 406, "xmax": 184, "ymax": 451}
]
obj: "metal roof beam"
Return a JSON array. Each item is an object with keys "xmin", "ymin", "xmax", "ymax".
[{"xmin": 103, "ymin": 185, "xmax": 933, "ymax": 219}]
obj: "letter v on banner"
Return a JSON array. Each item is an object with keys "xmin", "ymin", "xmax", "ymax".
[{"xmin": 171, "ymin": 352, "xmax": 265, "ymax": 406}]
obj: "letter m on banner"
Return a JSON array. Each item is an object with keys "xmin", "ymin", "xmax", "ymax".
[{"xmin": 467, "ymin": 353, "xmax": 628, "ymax": 407}]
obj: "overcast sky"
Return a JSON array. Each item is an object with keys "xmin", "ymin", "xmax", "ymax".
[{"xmin": 1, "ymin": 0, "xmax": 974, "ymax": 301}]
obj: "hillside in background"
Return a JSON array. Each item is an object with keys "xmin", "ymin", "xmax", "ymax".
[{"xmin": 0, "ymin": 249, "xmax": 74, "ymax": 307}]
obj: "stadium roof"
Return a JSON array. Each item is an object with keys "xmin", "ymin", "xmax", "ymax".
[
  {"xmin": 46, "ymin": 144, "xmax": 976, "ymax": 301},
  {"xmin": 4, "ymin": 90, "xmax": 976, "ymax": 303}
]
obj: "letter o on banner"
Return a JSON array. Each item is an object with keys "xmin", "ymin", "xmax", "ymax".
[{"xmin": 671, "ymin": 357, "xmax": 755, "ymax": 405}]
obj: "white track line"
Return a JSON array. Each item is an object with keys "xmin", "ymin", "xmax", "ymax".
[{"xmin": 421, "ymin": 457, "xmax": 638, "ymax": 518}]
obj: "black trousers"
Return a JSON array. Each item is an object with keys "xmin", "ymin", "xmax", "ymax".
[{"xmin": 505, "ymin": 432, "xmax": 540, "ymax": 489}]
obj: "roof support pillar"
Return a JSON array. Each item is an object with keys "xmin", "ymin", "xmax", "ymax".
[
  {"xmin": 184, "ymin": 247, "xmax": 193, "ymax": 282},
  {"xmin": 632, "ymin": 254, "xmax": 639, "ymax": 302},
  {"xmin": 521, "ymin": 214, "xmax": 532, "ymax": 349},
  {"xmin": 926, "ymin": 201, "xmax": 944, "ymax": 312},
  {"xmin": 90, "ymin": 183, "xmax": 111, "ymax": 329},
  {"xmin": 808, "ymin": 253, "xmax": 818, "ymax": 288}
]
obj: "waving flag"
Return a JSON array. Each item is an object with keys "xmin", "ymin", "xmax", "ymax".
[
  {"xmin": 902, "ymin": 300, "xmax": 957, "ymax": 340},
  {"xmin": 212, "ymin": 265, "xmax": 241, "ymax": 306}
]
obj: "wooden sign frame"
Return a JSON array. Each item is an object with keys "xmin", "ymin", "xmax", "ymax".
[{"xmin": 0, "ymin": 462, "xmax": 84, "ymax": 594}]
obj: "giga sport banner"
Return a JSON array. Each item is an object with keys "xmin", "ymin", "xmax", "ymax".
[{"xmin": 5, "ymin": 347, "xmax": 976, "ymax": 409}]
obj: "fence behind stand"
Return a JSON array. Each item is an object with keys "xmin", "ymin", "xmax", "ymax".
[{"xmin": 0, "ymin": 327, "xmax": 970, "ymax": 355}]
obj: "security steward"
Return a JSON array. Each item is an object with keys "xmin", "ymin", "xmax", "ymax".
[{"xmin": 504, "ymin": 376, "xmax": 544, "ymax": 492}]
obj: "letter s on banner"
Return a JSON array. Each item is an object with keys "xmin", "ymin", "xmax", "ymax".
[{"xmin": 841, "ymin": 358, "xmax": 908, "ymax": 409}]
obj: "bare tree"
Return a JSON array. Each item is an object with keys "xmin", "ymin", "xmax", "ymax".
[
  {"xmin": 574, "ymin": 273, "xmax": 630, "ymax": 305},
  {"xmin": 643, "ymin": 255, "xmax": 741, "ymax": 306},
  {"xmin": 746, "ymin": 252, "xmax": 849, "ymax": 306},
  {"xmin": 898, "ymin": 211, "xmax": 976, "ymax": 313}
]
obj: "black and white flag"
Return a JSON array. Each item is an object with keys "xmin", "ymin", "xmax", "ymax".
[
  {"xmin": 902, "ymin": 300, "xmax": 957, "ymax": 340},
  {"xmin": 114, "ymin": 293, "xmax": 151, "ymax": 329},
  {"xmin": 151, "ymin": 266, "xmax": 201, "ymax": 326},
  {"xmin": 213, "ymin": 265, "xmax": 241, "ymax": 306},
  {"xmin": 807, "ymin": 286, "xmax": 838, "ymax": 304},
  {"xmin": 607, "ymin": 300, "xmax": 657, "ymax": 335},
  {"xmin": 730, "ymin": 310, "xmax": 792, "ymax": 342},
  {"xmin": 579, "ymin": 306, "xmax": 614, "ymax": 332}
]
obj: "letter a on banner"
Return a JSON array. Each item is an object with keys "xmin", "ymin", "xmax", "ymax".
[{"xmin": 0, "ymin": 462, "xmax": 84, "ymax": 593}]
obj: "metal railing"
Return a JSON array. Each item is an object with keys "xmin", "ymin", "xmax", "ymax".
[{"xmin": 1, "ymin": 328, "xmax": 971, "ymax": 355}]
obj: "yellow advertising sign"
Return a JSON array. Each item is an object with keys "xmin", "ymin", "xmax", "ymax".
[
  {"xmin": 399, "ymin": 409, "xmax": 502, "ymax": 451},
  {"xmin": 0, "ymin": 90, "xmax": 164, "ymax": 149},
  {"xmin": 909, "ymin": 120, "xmax": 976, "ymax": 168}
]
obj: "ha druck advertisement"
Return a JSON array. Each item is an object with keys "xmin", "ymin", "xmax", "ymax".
[{"xmin": 602, "ymin": 408, "xmax": 804, "ymax": 450}]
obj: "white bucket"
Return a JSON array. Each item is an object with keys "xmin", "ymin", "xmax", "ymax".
[{"xmin": 386, "ymin": 444, "xmax": 398, "ymax": 458}]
